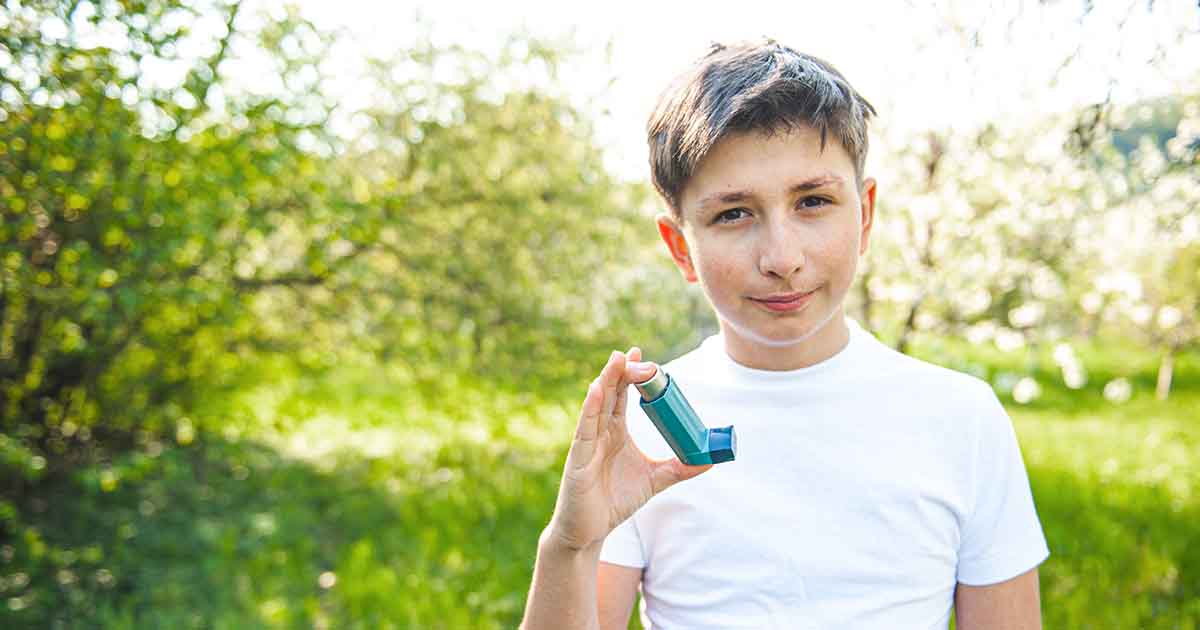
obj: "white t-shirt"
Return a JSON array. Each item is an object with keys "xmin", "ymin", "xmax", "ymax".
[{"xmin": 599, "ymin": 319, "xmax": 1049, "ymax": 630}]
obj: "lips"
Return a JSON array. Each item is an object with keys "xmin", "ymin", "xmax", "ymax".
[
  {"xmin": 749, "ymin": 289, "xmax": 817, "ymax": 312},
  {"xmin": 756, "ymin": 291, "xmax": 810, "ymax": 302}
]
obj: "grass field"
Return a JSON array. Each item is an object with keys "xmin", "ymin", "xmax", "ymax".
[{"xmin": 3, "ymin": 339, "xmax": 1198, "ymax": 628}]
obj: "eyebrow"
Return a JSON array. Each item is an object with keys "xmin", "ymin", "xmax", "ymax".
[{"xmin": 696, "ymin": 174, "xmax": 846, "ymax": 209}]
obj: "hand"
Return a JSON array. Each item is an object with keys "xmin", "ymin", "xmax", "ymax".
[{"xmin": 545, "ymin": 347, "xmax": 712, "ymax": 552}]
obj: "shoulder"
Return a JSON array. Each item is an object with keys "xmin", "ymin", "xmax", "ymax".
[
  {"xmin": 878, "ymin": 340, "xmax": 998, "ymax": 396},
  {"xmin": 849, "ymin": 334, "xmax": 1008, "ymax": 439}
]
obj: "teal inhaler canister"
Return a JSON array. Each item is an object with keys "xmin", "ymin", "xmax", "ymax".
[{"xmin": 634, "ymin": 367, "xmax": 736, "ymax": 466}]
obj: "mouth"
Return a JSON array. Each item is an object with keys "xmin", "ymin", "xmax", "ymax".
[{"xmin": 748, "ymin": 288, "xmax": 818, "ymax": 313}]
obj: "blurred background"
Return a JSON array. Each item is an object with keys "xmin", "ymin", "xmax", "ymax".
[{"xmin": 1, "ymin": 0, "xmax": 1197, "ymax": 627}]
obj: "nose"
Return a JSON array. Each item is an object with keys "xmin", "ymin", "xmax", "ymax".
[{"xmin": 756, "ymin": 218, "xmax": 805, "ymax": 280}]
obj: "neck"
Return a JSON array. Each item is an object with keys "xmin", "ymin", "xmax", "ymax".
[{"xmin": 720, "ymin": 310, "xmax": 851, "ymax": 371}]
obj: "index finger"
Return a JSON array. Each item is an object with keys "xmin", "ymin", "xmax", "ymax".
[
  {"xmin": 597, "ymin": 350, "xmax": 627, "ymax": 423},
  {"xmin": 568, "ymin": 379, "xmax": 604, "ymax": 468},
  {"xmin": 610, "ymin": 346, "xmax": 641, "ymax": 427}
]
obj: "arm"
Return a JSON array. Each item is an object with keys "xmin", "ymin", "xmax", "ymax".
[
  {"xmin": 954, "ymin": 567, "xmax": 1042, "ymax": 630},
  {"xmin": 520, "ymin": 541, "xmax": 642, "ymax": 630},
  {"xmin": 521, "ymin": 530, "xmax": 605, "ymax": 630},
  {"xmin": 520, "ymin": 349, "xmax": 709, "ymax": 630},
  {"xmin": 598, "ymin": 562, "xmax": 642, "ymax": 630}
]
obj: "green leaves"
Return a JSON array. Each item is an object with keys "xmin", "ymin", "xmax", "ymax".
[
  {"xmin": 1, "ymin": 1, "xmax": 686, "ymax": 481},
  {"xmin": 0, "ymin": 0, "xmax": 333, "ymax": 471}
]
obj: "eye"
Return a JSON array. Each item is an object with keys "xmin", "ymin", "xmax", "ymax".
[
  {"xmin": 713, "ymin": 208, "xmax": 750, "ymax": 224},
  {"xmin": 798, "ymin": 196, "xmax": 830, "ymax": 210}
]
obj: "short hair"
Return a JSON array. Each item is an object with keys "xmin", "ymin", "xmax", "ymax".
[{"xmin": 647, "ymin": 40, "xmax": 877, "ymax": 217}]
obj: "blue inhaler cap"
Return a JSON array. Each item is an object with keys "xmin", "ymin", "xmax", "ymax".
[
  {"xmin": 635, "ymin": 366, "xmax": 736, "ymax": 466},
  {"xmin": 705, "ymin": 426, "xmax": 737, "ymax": 464}
]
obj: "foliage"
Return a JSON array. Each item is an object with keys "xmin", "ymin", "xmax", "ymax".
[
  {"xmin": 0, "ymin": 1, "xmax": 686, "ymax": 486},
  {"xmin": 3, "ymin": 0, "xmax": 1200, "ymax": 627},
  {"xmin": 850, "ymin": 1, "xmax": 1200, "ymax": 382},
  {"xmin": 858, "ymin": 91, "xmax": 1200, "ymax": 360},
  {"xmin": 1, "ymin": 345, "xmax": 1197, "ymax": 628},
  {"xmin": 278, "ymin": 36, "xmax": 689, "ymax": 388},
  {"xmin": 1, "ymin": 0, "xmax": 344, "ymax": 482}
]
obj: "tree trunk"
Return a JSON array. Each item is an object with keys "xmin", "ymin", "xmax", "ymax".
[
  {"xmin": 1156, "ymin": 346, "xmax": 1175, "ymax": 401},
  {"xmin": 895, "ymin": 294, "xmax": 925, "ymax": 356},
  {"xmin": 858, "ymin": 270, "xmax": 875, "ymax": 332}
]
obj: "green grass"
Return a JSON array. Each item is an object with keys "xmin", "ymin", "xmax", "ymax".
[
  {"xmin": 1, "ymin": 364, "xmax": 574, "ymax": 629},
  {"xmin": 3, "ymin": 343, "xmax": 1198, "ymax": 628}
]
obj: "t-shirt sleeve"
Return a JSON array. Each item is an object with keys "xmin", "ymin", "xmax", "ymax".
[
  {"xmin": 599, "ymin": 515, "xmax": 646, "ymax": 568},
  {"xmin": 956, "ymin": 386, "xmax": 1050, "ymax": 585}
]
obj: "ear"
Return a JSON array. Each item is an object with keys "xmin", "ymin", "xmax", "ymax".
[
  {"xmin": 656, "ymin": 213, "xmax": 698, "ymax": 283},
  {"xmin": 858, "ymin": 176, "xmax": 877, "ymax": 255}
]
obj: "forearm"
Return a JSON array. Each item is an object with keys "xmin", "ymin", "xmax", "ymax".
[
  {"xmin": 954, "ymin": 569, "xmax": 1042, "ymax": 630},
  {"xmin": 521, "ymin": 526, "xmax": 603, "ymax": 630}
]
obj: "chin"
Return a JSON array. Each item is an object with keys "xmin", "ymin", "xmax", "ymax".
[{"xmin": 722, "ymin": 304, "xmax": 842, "ymax": 349}]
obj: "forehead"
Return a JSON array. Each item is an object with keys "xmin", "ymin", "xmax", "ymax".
[{"xmin": 678, "ymin": 126, "xmax": 856, "ymax": 213}]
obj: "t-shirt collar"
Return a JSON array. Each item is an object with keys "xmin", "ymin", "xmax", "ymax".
[{"xmin": 699, "ymin": 317, "xmax": 867, "ymax": 388}]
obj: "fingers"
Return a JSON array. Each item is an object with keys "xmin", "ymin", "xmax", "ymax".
[
  {"xmin": 649, "ymin": 458, "xmax": 712, "ymax": 495},
  {"xmin": 612, "ymin": 373, "xmax": 629, "ymax": 435},
  {"xmin": 624, "ymin": 346, "xmax": 655, "ymax": 385},
  {"xmin": 568, "ymin": 380, "xmax": 604, "ymax": 468},
  {"xmin": 610, "ymin": 346, "xmax": 639, "ymax": 434},
  {"xmin": 570, "ymin": 350, "xmax": 625, "ymax": 469},
  {"xmin": 569, "ymin": 346, "xmax": 651, "ymax": 470},
  {"xmin": 615, "ymin": 347, "xmax": 658, "ymax": 428},
  {"xmin": 597, "ymin": 350, "xmax": 625, "ymax": 422}
]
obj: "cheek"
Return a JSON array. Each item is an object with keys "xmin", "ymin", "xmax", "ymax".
[
  {"xmin": 692, "ymin": 247, "xmax": 743, "ymax": 295},
  {"xmin": 821, "ymin": 223, "xmax": 862, "ymax": 279},
  {"xmin": 820, "ymin": 229, "xmax": 859, "ymax": 261}
]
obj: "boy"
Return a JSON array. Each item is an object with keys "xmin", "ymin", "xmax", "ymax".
[{"xmin": 521, "ymin": 40, "xmax": 1049, "ymax": 629}]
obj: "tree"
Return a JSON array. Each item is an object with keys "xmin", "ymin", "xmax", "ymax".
[
  {"xmin": 0, "ymin": 1, "xmax": 676, "ymax": 487},
  {"xmin": 852, "ymin": 0, "xmax": 1200, "ymax": 381},
  {"xmin": 2, "ymin": 0, "xmax": 334, "ymax": 482}
]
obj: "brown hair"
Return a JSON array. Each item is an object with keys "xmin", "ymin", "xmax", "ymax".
[{"xmin": 647, "ymin": 40, "xmax": 876, "ymax": 217}]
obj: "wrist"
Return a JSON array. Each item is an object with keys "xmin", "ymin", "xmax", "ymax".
[
  {"xmin": 525, "ymin": 526, "xmax": 604, "ymax": 630},
  {"xmin": 540, "ymin": 523, "xmax": 603, "ymax": 557}
]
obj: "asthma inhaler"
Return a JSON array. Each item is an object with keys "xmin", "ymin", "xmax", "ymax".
[{"xmin": 634, "ymin": 367, "xmax": 736, "ymax": 465}]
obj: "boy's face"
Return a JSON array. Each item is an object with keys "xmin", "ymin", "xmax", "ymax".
[{"xmin": 657, "ymin": 125, "xmax": 876, "ymax": 370}]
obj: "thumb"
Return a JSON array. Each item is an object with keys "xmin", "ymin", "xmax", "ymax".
[{"xmin": 650, "ymin": 458, "xmax": 712, "ymax": 495}]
